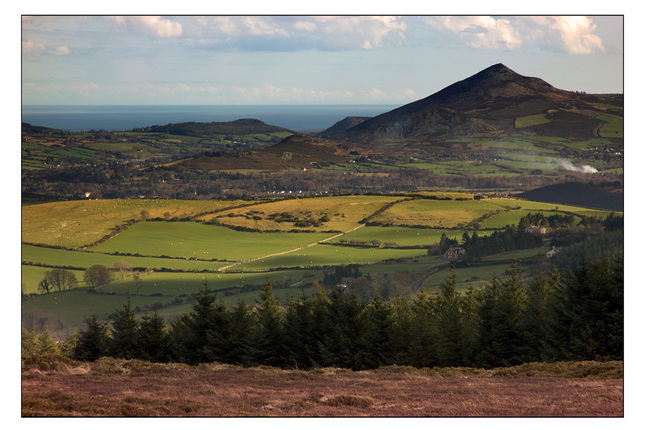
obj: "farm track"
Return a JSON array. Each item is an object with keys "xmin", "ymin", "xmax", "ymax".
[{"xmin": 217, "ymin": 224, "xmax": 366, "ymax": 272}]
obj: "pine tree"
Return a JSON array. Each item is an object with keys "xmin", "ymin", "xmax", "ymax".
[
  {"xmin": 320, "ymin": 286, "xmax": 366, "ymax": 369},
  {"xmin": 359, "ymin": 294, "xmax": 395, "ymax": 369},
  {"xmin": 136, "ymin": 311, "xmax": 172, "ymax": 362},
  {"xmin": 168, "ymin": 312, "xmax": 193, "ymax": 363},
  {"xmin": 283, "ymin": 292, "xmax": 315, "ymax": 369},
  {"xmin": 108, "ymin": 299, "xmax": 140, "ymax": 359},
  {"xmin": 21, "ymin": 324, "xmax": 39, "ymax": 357},
  {"xmin": 490, "ymin": 260, "xmax": 527, "ymax": 366},
  {"xmin": 227, "ymin": 298, "xmax": 257, "ymax": 367},
  {"xmin": 37, "ymin": 327, "xmax": 60, "ymax": 355},
  {"xmin": 475, "ymin": 274, "xmax": 501, "ymax": 368},
  {"xmin": 72, "ymin": 315, "xmax": 109, "ymax": 362},
  {"xmin": 519, "ymin": 270, "xmax": 554, "ymax": 362},
  {"xmin": 186, "ymin": 286, "xmax": 231, "ymax": 364},
  {"xmin": 435, "ymin": 269, "xmax": 465, "ymax": 367},
  {"xmin": 406, "ymin": 289, "xmax": 438, "ymax": 367},
  {"xmin": 252, "ymin": 279, "xmax": 285, "ymax": 367}
]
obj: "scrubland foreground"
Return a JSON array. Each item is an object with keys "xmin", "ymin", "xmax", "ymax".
[{"xmin": 21, "ymin": 357, "xmax": 622, "ymax": 417}]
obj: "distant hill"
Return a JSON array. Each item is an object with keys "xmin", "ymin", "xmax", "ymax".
[
  {"xmin": 518, "ymin": 182, "xmax": 623, "ymax": 212},
  {"xmin": 318, "ymin": 116, "xmax": 372, "ymax": 138},
  {"xmin": 327, "ymin": 63, "xmax": 622, "ymax": 143},
  {"xmin": 22, "ymin": 123, "xmax": 64, "ymax": 135},
  {"xmin": 131, "ymin": 118, "xmax": 294, "ymax": 136}
]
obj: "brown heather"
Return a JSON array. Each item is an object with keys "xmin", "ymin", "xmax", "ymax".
[{"xmin": 22, "ymin": 357, "xmax": 623, "ymax": 417}]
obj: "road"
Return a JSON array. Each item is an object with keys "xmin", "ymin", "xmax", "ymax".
[{"xmin": 217, "ymin": 224, "xmax": 365, "ymax": 272}]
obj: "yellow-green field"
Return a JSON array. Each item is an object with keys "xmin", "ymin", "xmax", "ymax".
[
  {"xmin": 199, "ymin": 195, "xmax": 403, "ymax": 232},
  {"xmin": 22, "ymin": 198, "xmax": 249, "ymax": 248},
  {"xmin": 21, "ymin": 193, "xmax": 620, "ymax": 334}
]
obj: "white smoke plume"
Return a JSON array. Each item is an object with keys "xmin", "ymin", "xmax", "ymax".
[{"xmin": 559, "ymin": 160, "xmax": 598, "ymax": 174}]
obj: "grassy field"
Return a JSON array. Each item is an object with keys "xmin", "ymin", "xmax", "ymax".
[
  {"xmin": 368, "ymin": 198, "xmax": 504, "ymax": 228},
  {"xmin": 597, "ymin": 114, "xmax": 624, "ymax": 138},
  {"xmin": 21, "ymin": 198, "xmax": 249, "ymax": 248},
  {"xmin": 90, "ymin": 222, "xmax": 332, "ymax": 261},
  {"xmin": 21, "ymin": 194, "xmax": 621, "ymax": 334},
  {"xmin": 515, "ymin": 113, "xmax": 552, "ymax": 128},
  {"xmin": 202, "ymin": 195, "xmax": 402, "ymax": 232}
]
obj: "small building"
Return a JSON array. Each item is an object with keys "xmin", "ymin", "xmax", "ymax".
[
  {"xmin": 444, "ymin": 247, "xmax": 466, "ymax": 260},
  {"xmin": 546, "ymin": 247, "xmax": 561, "ymax": 258},
  {"xmin": 525, "ymin": 225, "xmax": 549, "ymax": 235}
]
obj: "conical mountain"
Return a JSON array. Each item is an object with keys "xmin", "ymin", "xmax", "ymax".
[{"xmin": 328, "ymin": 63, "xmax": 615, "ymax": 142}]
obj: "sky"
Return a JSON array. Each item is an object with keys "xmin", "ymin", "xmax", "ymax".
[{"xmin": 20, "ymin": 13, "xmax": 624, "ymax": 106}]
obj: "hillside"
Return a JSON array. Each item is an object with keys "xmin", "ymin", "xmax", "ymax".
[
  {"xmin": 131, "ymin": 118, "xmax": 294, "ymax": 137},
  {"xmin": 21, "ymin": 64, "xmax": 623, "ymax": 200},
  {"xmin": 21, "ymin": 358, "xmax": 623, "ymax": 417},
  {"xmin": 327, "ymin": 63, "xmax": 622, "ymax": 142},
  {"xmin": 179, "ymin": 134, "xmax": 368, "ymax": 170},
  {"xmin": 318, "ymin": 116, "xmax": 372, "ymax": 137}
]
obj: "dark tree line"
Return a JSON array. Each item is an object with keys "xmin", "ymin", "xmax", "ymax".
[
  {"xmin": 70, "ymin": 254, "xmax": 623, "ymax": 369},
  {"xmin": 437, "ymin": 225, "xmax": 543, "ymax": 260}
]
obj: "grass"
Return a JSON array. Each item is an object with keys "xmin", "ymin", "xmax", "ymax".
[
  {"xmin": 597, "ymin": 114, "xmax": 623, "ymax": 138},
  {"xmin": 234, "ymin": 243, "xmax": 428, "ymax": 271},
  {"xmin": 91, "ymin": 222, "xmax": 332, "ymax": 262},
  {"xmin": 515, "ymin": 113, "xmax": 552, "ymax": 128},
  {"xmin": 21, "ymin": 290, "xmax": 177, "ymax": 329}
]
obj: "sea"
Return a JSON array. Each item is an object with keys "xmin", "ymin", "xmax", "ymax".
[{"xmin": 21, "ymin": 105, "xmax": 398, "ymax": 132}]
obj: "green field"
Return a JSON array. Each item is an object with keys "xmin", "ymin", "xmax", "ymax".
[
  {"xmin": 597, "ymin": 114, "xmax": 623, "ymax": 138},
  {"xmin": 91, "ymin": 222, "xmax": 332, "ymax": 262},
  {"xmin": 21, "ymin": 194, "xmax": 622, "ymax": 334},
  {"xmin": 515, "ymin": 113, "xmax": 552, "ymax": 128}
]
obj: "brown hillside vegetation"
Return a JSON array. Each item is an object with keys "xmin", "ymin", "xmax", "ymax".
[{"xmin": 22, "ymin": 357, "xmax": 623, "ymax": 417}]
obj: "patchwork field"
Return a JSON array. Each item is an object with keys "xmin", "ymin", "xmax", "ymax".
[{"xmin": 21, "ymin": 193, "xmax": 617, "ymax": 334}]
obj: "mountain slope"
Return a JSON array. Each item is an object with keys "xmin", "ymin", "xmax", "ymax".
[
  {"xmin": 327, "ymin": 63, "xmax": 620, "ymax": 142},
  {"xmin": 318, "ymin": 116, "xmax": 372, "ymax": 137}
]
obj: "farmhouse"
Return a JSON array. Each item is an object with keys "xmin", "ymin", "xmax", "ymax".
[
  {"xmin": 444, "ymin": 247, "xmax": 466, "ymax": 260},
  {"xmin": 546, "ymin": 247, "xmax": 561, "ymax": 258},
  {"xmin": 525, "ymin": 225, "xmax": 549, "ymax": 235}
]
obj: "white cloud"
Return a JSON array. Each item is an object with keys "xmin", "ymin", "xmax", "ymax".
[
  {"xmin": 315, "ymin": 16, "xmax": 407, "ymax": 50},
  {"xmin": 51, "ymin": 45, "xmax": 70, "ymax": 55},
  {"xmin": 426, "ymin": 16, "xmax": 605, "ymax": 54},
  {"xmin": 107, "ymin": 16, "xmax": 183, "ymax": 38},
  {"xmin": 21, "ymin": 40, "xmax": 45, "ymax": 54},
  {"xmin": 426, "ymin": 16, "xmax": 522, "ymax": 50},
  {"xmin": 548, "ymin": 16, "xmax": 605, "ymax": 54},
  {"xmin": 180, "ymin": 16, "xmax": 406, "ymax": 51},
  {"xmin": 243, "ymin": 17, "xmax": 289, "ymax": 37}
]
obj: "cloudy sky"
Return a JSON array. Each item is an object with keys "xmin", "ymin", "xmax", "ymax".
[{"xmin": 21, "ymin": 14, "xmax": 623, "ymax": 105}]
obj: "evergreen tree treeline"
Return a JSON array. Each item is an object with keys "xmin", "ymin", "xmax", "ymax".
[{"xmin": 63, "ymin": 254, "xmax": 623, "ymax": 369}]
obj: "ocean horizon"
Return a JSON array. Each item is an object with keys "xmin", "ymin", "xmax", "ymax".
[{"xmin": 21, "ymin": 104, "xmax": 399, "ymax": 132}]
